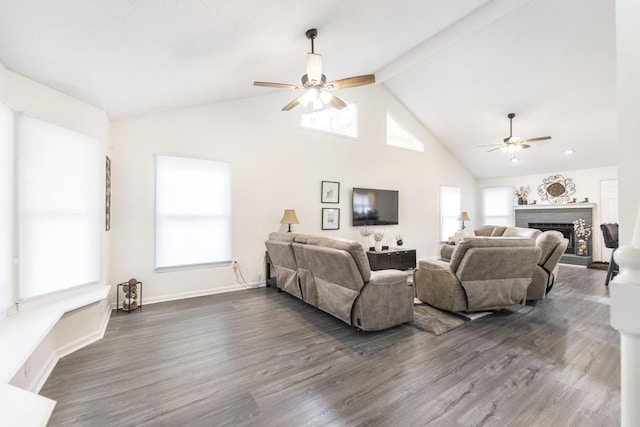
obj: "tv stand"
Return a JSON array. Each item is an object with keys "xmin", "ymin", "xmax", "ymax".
[{"xmin": 366, "ymin": 248, "xmax": 416, "ymax": 271}]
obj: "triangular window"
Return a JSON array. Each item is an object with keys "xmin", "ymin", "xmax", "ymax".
[{"xmin": 386, "ymin": 113, "xmax": 424, "ymax": 152}]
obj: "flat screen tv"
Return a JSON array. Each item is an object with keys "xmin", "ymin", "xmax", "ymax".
[{"xmin": 352, "ymin": 187, "xmax": 399, "ymax": 226}]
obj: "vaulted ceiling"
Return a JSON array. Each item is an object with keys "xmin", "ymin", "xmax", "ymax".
[{"xmin": 0, "ymin": 0, "xmax": 616, "ymax": 179}]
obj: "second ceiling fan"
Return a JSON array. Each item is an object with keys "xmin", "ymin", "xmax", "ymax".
[
  {"xmin": 479, "ymin": 113, "xmax": 551, "ymax": 153},
  {"xmin": 253, "ymin": 28, "xmax": 375, "ymax": 111}
]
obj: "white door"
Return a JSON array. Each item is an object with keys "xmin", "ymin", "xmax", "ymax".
[{"xmin": 600, "ymin": 179, "xmax": 619, "ymax": 262}]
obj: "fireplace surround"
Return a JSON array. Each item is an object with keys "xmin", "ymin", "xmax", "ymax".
[{"xmin": 514, "ymin": 203, "xmax": 595, "ymax": 266}]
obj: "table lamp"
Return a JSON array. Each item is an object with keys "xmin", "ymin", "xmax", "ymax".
[
  {"xmin": 457, "ymin": 211, "xmax": 470, "ymax": 230},
  {"xmin": 280, "ymin": 209, "xmax": 299, "ymax": 232}
]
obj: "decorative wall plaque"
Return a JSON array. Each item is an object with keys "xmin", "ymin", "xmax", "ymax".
[{"xmin": 537, "ymin": 174, "xmax": 576, "ymax": 204}]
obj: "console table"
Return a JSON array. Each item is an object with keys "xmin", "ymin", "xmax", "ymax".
[{"xmin": 367, "ymin": 248, "xmax": 416, "ymax": 271}]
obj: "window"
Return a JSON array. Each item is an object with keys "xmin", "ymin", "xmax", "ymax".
[
  {"xmin": 300, "ymin": 103, "xmax": 357, "ymax": 137},
  {"xmin": 155, "ymin": 155, "xmax": 232, "ymax": 269},
  {"xmin": 0, "ymin": 103, "xmax": 13, "ymax": 312},
  {"xmin": 386, "ymin": 113, "xmax": 424, "ymax": 152},
  {"xmin": 440, "ymin": 186, "xmax": 461, "ymax": 241},
  {"xmin": 482, "ymin": 186, "xmax": 512, "ymax": 226},
  {"xmin": 17, "ymin": 114, "xmax": 101, "ymax": 300}
]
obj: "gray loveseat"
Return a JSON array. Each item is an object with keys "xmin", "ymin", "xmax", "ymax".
[{"xmin": 265, "ymin": 232, "xmax": 414, "ymax": 331}]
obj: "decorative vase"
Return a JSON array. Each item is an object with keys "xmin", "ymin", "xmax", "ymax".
[
  {"xmin": 518, "ymin": 197, "xmax": 525, "ymax": 205},
  {"xmin": 374, "ymin": 241, "xmax": 382, "ymax": 252},
  {"xmin": 576, "ymin": 239, "xmax": 588, "ymax": 256},
  {"xmin": 396, "ymin": 240, "xmax": 403, "ymax": 246}
]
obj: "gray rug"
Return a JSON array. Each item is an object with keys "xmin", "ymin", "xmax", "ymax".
[{"xmin": 411, "ymin": 300, "xmax": 491, "ymax": 336}]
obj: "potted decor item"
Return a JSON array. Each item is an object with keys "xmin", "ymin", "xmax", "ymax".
[
  {"xmin": 395, "ymin": 234, "xmax": 404, "ymax": 246},
  {"xmin": 573, "ymin": 218, "xmax": 592, "ymax": 256},
  {"xmin": 373, "ymin": 231, "xmax": 384, "ymax": 252},
  {"xmin": 514, "ymin": 185, "xmax": 530, "ymax": 205},
  {"xmin": 359, "ymin": 225, "xmax": 373, "ymax": 248}
]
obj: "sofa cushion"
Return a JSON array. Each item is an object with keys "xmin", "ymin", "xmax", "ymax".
[
  {"xmin": 304, "ymin": 236, "xmax": 371, "ymax": 282},
  {"xmin": 447, "ymin": 228, "xmax": 474, "ymax": 244},
  {"xmin": 449, "ymin": 237, "xmax": 535, "ymax": 273},
  {"xmin": 474, "ymin": 225, "xmax": 507, "ymax": 237},
  {"xmin": 503, "ymin": 227, "xmax": 541, "ymax": 239},
  {"xmin": 268, "ymin": 231, "xmax": 298, "ymax": 242}
]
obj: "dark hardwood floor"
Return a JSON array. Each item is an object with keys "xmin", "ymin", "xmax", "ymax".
[{"xmin": 41, "ymin": 266, "xmax": 620, "ymax": 426}]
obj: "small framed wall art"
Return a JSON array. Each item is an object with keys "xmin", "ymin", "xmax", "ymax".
[
  {"xmin": 321, "ymin": 180, "xmax": 340, "ymax": 203},
  {"xmin": 322, "ymin": 208, "xmax": 340, "ymax": 230}
]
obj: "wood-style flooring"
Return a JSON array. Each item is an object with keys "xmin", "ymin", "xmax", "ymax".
[{"xmin": 40, "ymin": 266, "xmax": 620, "ymax": 426}]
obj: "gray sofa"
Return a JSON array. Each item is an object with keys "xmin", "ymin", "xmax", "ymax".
[
  {"xmin": 442, "ymin": 225, "xmax": 567, "ymax": 301},
  {"xmin": 415, "ymin": 237, "xmax": 542, "ymax": 312},
  {"xmin": 265, "ymin": 232, "xmax": 415, "ymax": 331}
]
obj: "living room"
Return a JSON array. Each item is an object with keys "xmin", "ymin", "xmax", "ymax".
[{"xmin": 1, "ymin": 0, "xmax": 639, "ymax": 425}]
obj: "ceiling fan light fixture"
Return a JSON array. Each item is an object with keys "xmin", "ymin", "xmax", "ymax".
[
  {"xmin": 312, "ymin": 98, "xmax": 323, "ymax": 110},
  {"xmin": 319, "ymin": 90, "xmax": 332, "ymax": 104},
  {"xmin": 299, "ymin": 88, "xmax": 318, "ymax": 107},
  {"xmin": 501, "ymin": 144, "xmax": 520, "ymax": 154}
]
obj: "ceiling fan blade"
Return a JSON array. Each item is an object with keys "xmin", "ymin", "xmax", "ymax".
[
  {"xmin": 282, "ymin": 95, "xmax": 304, "ymax": 111},
  {"xmin": 306, "ymin": 53, "xmax": 323, "ymax": 83},
  {"xmin": 520, "ymin": 143, "xmax": 531, "ymax": 149},
  {"xmin": 487, "ymin": 147, "xmax": 503, "ymax": 152},
  {"xmin": 327, "ymin": 94, "xmax": 347, "ymax": 110},
  {"xmin": 325, "ymin": 74, "xmax": 375, "ymax": 90},
  {"xmin": 520, "ymin": 136, "xmax": 552, "ymax": 144},
  {"xmin": 254, "ymin": 81, "xmax": 301, "ymax": 90},
  {"xmin": 477, "ymin": 143, "xmax": 502, "ymax": 147}
]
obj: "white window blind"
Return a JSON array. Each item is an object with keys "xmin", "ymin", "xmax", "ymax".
[
  {"xmin": 482, "ymin": 186, "xmax": 512, "ymax": 226},
  {"xmin": 440, "ymin": 186, "xmax": 461, "ymax": 241},
  {"xmin": 155, "ymin": 155, "xmax": 232, "ymax": 269},
  {"xmin": 17, "ymin": 115, "xmax": 101, "ymax": 300},
  {"xmin": 0, "ymin": 103, "xmax": 13, "ymax": 311}
]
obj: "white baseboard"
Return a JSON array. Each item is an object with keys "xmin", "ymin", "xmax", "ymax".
[
  {"xmin": 110, "ymin": 281, "xmax": 266, "ymax": 309},
  {"xmin": 30, "ymin": 303, "xmax": 112, "ymax": 393}
]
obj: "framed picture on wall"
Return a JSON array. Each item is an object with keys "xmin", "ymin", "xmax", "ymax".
[
  {"xmin": 322, "ymin": 208, "xmax": 340, "ymax": 230},
  {"xmin": 321, "ymin": 181, "xmax": 340, "ymax": 203},
  {"xmin": 105, "ymin": 156, "xmax": 111, "ymax": 231}
]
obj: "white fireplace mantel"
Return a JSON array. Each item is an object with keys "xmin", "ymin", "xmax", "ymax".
[{"xmin": 514, "ymin": 203, "xmax": 596, "ymax": 211}]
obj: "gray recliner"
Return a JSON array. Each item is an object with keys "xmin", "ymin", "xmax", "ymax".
[
  {"xmin": 414, "ymin": 237, "xmax": 541, "ymax": 312},
  {"xmin": 527, "ymin": 230, "xmax": 569, "ymax": 300}
]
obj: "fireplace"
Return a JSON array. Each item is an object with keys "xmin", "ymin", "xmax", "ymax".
[
  {"xmin": 528, "ymin": 222, "xmax": 575, "ymax": 254},
  {"xmin": 514, "ymin": 203, "xmax": 594, "ymax": 266}
]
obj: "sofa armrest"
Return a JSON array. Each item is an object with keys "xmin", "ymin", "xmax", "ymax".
[
  {"xmin": 368, "ymin": 269, "xmax": 409, "ymax": 286},
  {"xmin": 353, "ymin": 269, "xmax": 414, "ymax": 331}
]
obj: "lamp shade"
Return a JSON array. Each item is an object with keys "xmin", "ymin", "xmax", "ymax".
[
  {"xmin": 457, "ymin": 212, "xmax": 470, "ymax": 221},
  {"xmin": 280, "ymin": 209, "xmax": 299, "ymax": 225}
]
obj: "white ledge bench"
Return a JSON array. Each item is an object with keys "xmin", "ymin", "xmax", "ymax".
[{"xmin": 0, "ymin": 285, "xmax": 110, "ymax": 426}]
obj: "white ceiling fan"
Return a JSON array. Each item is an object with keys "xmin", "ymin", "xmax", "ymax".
[
  {"xmin": 253, "ymin": 28, "xmax": 375, "ymax": 111},
  {"xmin": 479, "ymin": 113, "xmax": 552, "ymax": 153}
]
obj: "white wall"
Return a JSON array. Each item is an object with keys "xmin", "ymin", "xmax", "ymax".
[
  {"xmin": 617, "ymin": 0, "xmax": 640, "ymax": 245},
  {"xmin": 478, "ymin": 165, "xmax": 618, "ymax": 261},
  {"xmin": 110, "ymin": 84, "xmax": 476, "ymax": 303}
]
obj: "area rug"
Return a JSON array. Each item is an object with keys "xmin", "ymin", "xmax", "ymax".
[
  {"xmin": 411, "ymin": 299, "xmax": 491, "ymax": 336},
  {"xmin": 587, "ymin": 261, "xmax": 609, "ymax": 270}
]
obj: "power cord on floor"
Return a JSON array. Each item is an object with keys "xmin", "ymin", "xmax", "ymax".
[{"xmin": 231, "ymin": 260, "xmax": 262, "ymax": 289}]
